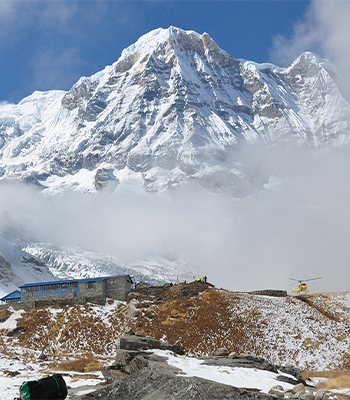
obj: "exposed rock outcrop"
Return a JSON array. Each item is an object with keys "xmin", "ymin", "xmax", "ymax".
[
  {"xmin": 118, "ymin": 334, "xmax": 185, "ymax": 355},
  {"xmin": 201, "ymin": 353, "xmax": 279, "ymax": 374},
  {"xmin": 71, "ymin": 335, "xmax": 315, "ymax": 400},
  {"xmin": 73, "ymin": 369, "xmax": 277, "ymax": 400}
]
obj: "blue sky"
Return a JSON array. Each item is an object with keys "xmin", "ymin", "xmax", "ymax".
[{"xmin": 0, "ymin": 0, "xmax": 349, "ymax": 104}]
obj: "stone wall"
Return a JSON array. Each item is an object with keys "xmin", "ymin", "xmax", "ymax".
[
  {"xmin": 0, "ymin": 296, "xmax": 107, "ymax": 313},
  {"xmin": 135, "ymin": 286, "xmax": 166, "ymax": 297},
  {"xmin": 80, "ymin": 280, "xmax": 106, "ymax": 299},
  {"xmin": 22, "ymin": 292, "xmax": 77, "ymax": 303},
  {"xmin": 249, "ymin": 290, "xmax": 287, "ymax": 297},
  {"xmin": 106, "ymin": 276, "xmax": 133, "ymax": 300}
]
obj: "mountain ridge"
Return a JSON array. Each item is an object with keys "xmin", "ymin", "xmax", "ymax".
[{"xmin": 1, "ymin": 27, "xmax": 350, "ymax": 195}]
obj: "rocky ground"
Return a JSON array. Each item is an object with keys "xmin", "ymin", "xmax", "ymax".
[{"xmin": 69, "ymin": 334, "xmax": 331, "ymax": 400}]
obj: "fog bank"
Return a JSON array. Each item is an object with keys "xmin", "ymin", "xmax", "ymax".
[{"xmin": 1, "ymin": 145, "xmax": 350, "ymax": 294}]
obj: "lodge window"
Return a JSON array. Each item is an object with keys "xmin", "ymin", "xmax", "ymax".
[
  {"xmin": 62, "ymin": 282, "xmax": 78, "ymax": 289},
  {"xmin": 24, "ymin": 286, "xmax": 39, "ymax": 293},
  {"xmin": 42, "ymin": 284, "xmax": 59, "ymax": 291},
  {"xmin": 88, "ymin": 282, "xmax": 94, "ymax": 289}
]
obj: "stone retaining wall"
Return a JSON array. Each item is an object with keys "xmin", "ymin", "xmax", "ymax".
[
  {"xmin": 0, "ymin": 295, "xmax": 106, "ymax": 312},
  {"xmin": 249, "ymin": 290, "xmax": 287, "ymax": 297}
]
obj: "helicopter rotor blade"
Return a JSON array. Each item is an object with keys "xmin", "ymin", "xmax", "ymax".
[
  {"xmin": 302, "ymin": 277, "xmax": 322, "ymax": 282},
  {"xmin": 289, "ymin": 277, "xmax": 322, "ymax": 286}
]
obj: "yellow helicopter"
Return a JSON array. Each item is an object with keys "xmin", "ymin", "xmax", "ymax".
[{"xmin": 290, "ymin": 277, "xmax": 322, "ymax": 294}]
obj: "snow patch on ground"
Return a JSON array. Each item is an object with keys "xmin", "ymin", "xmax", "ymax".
[
  {"xmin": 154, "ymin": 349, "xmax": 294, "ymax": 393},
  {"xmin": 0, "ymin": 308, "xmax": 25, "ymax": 330}
]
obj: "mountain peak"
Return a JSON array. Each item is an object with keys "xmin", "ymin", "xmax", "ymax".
[
  {"xmin": 120, "ymin": 27, "xmax": 200, "ymax": 58},
  {"xmin": 2, "ymin": 26, "xmax": 350, "ymax": 197},
  {"xmin": 118, "ymin": 26, "xmax": 234, "ymax": 68}
]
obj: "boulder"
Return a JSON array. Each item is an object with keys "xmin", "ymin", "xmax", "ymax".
[
  {"xmin": 293, "ymin": 383, "xmax": 306, "ymax": 393},
  {"xmin": 268, "ymin": 388, "xmax": 284, "ymax": 397},
  {"xmin": 38, "ymin": 352, "xmax": 48, "ymax": 361},
  {"xmin": 299, "ymin": 393, "xmax": 314, "ymax": 400},
  {"xmin": 314, "ymin": 390, "xmax": 328, "ymax": 400},
  {"xmin": 285, "ymin": 393, "xmax": 298, "ymax": 399},
  {"xmin": 118, "ymin": 335, "xmax": 185, "ymax": 355},
  {"xmin": 270, "ymin": 385, "xmax": 284, "ymax": 391},
  {"xmin": 214, "ymin": 348, "xmax": 230, "ymax": 357},
  {"xmin": 278, "ymin": 365, "xmax": 306, "ymax": 384},
  {"xmin": 284, "ymin": 389, "xmax": 296, "ymax": 394},
  {"xmin": 276, "ymin": 375, "xmax": 302, "ymax": 386},
  {"xmin": 101, "ymin": 348, "xmax": 181, "ymax": 383}
]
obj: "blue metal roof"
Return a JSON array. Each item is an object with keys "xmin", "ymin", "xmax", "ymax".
[
  {"xmin": 135, "ymin": 281, "xmax": 153, "ymax": 287},
  {"xmin": 0, "ymin": 290, "xmax": 21, "ymax": 301},
  {"xmin": 20, "ymin": 279, "xmax": 79, "ymax": 288},
  {"xmin": 19, "ymin": 274, "xmax": 130, "ymax": 288}
]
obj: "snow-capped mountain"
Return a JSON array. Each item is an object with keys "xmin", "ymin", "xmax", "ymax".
[
  {"xmin": 1, "ymin": 26, "xmax": 350, "ymax": 195},
  {"xmin": 1, "ymin": 26, "xmax": 350, "ymax": 291}
]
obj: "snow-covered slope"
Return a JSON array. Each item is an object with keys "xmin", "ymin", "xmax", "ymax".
[
  {"xmin": 0, "ymin": 27, "xmax": 350, "ymax": 195},
  {"xmin": 0, "ymin": 234, "xmax": 54, "ymax": 297}
]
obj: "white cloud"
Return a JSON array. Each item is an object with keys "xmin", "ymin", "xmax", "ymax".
[
  {"xmin": 270, "ymin": 0, "xmax": 350, "ymax": 82},
  {"xmin": 1, "ymin": 146, "xmax": 350, "ymax": 294}
]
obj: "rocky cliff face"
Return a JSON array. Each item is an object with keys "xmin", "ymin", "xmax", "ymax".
[{"xmin": 1, "ymin": 27, "xmax": 350, "ymax": 195}]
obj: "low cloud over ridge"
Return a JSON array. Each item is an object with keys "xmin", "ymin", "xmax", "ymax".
[
  {"xmin": 1, "ymin": 145, "xmax": 350, "ymax": 294},
  {"xmin": 271, "ymin": 0, "xmax": 350, "ymax": 84}
]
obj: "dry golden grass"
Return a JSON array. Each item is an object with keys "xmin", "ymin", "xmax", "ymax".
[
  {"xmin": 84, "ymin": 360, "xmax": 103, "ymax": 372},
  {"xmin": 129, "ymin": 286, "xmax": 268, "ymax": 357},
  {"xmin": 53, "ymin": 357, "xmax": 101, "ymax": 373},
  {"xmin": 322, "ymin": 376, "xmax": 350, "ymax": 390},
  {"xmin": 336, "ymin": 334, "xmax": 347, "ymax": 341},
  {"xmin": 303, "ymin": 371, "xmax": 348, "ymax": 379},
  {"xmin": 297, "ymin": 295, "xmax": 342, "ymax": 322},
  {"xmin": 303, "ymin": 371, "xmax": 350, "ymax": 389},
  {"xmin": 0, "ymin": 308, "xmax": 12, "ymax": 323},
  {"xmin": 302, "ymin": 338, "xmax": 323, "ymax": 349},
  {"xmin": 14, "ymin": 301, "xmax": 131, "ymax": 355}
]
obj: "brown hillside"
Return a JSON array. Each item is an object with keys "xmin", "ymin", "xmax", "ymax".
[{"xmin": 1, "ymin": 284, "xmax": 350, "ymax": 371}]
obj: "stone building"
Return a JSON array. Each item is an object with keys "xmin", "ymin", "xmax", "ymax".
[
  {"xmin": 18, "ymin": 275, "xmax": 133, "ymax": 304},
  {"xmin": 0, "ymin": 290, "xmax": 21, "ymax": 304}
]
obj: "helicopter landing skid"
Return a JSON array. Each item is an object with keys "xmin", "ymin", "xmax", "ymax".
[{"xmin": 297, "ymin": 290, "xmax": 309, "ymax": 295}]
